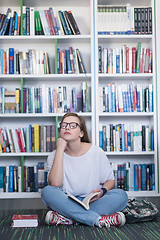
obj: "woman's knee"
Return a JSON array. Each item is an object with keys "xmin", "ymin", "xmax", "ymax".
[{"xmin": 41, "ymin": 185, "xmax": 59, "ymax": 200}]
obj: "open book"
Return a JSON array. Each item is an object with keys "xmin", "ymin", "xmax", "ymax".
[{"xmin": 68, "ymin": 192, "xmax": 99, "ymax": 210}]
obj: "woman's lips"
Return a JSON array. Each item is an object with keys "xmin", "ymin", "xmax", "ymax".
[{"xmin": 64, "ymin": 132, "xmax": 71, "ymax": 135}]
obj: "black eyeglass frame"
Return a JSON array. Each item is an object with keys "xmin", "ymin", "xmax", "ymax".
[{"xmin": 59, "ymin": 122, "xmax": 81, "ymax": 129}]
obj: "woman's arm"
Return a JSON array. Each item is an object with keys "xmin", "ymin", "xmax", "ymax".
[{"xmin": 48, "ymin": 138, "xmax": 67, "ymax": 187}]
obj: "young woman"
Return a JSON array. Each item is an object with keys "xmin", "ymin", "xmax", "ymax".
[{"xmin": 41, "ymin": 113, "xmax": 128, "ymax": 227}]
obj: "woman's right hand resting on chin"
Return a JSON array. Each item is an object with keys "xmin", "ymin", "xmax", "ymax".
[{"xmin": 56, "ymin": 137, "xmax": 68, "ymax": 152}]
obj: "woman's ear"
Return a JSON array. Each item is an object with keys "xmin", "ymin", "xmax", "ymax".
[{"xmin": 80, "ymin": 130, "xmax": 84, "ymax": 138}]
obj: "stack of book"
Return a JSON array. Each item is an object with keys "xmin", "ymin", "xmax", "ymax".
[
  {"xmin": 0, "ymin": 48, "xmax": 50, "ymax": 75},
  {"xmin": 0, "ymin": 83, "xmax": 91, "ymax": 114},
  {"xmin": 0, "ymin": 124, "xmax": 56, "ymax": 153},
  {"xmin": 98, "ymin": 43, "xmax": 152, "ymax": 74},
  {"xmin": 0, "ymin": 162, "xmax": 47, "ymax": 193},
  {"xmin": 57, "ymin": 47, "xmax": 86, "ymax": 74},
  {"xmin": 0, "ymin": 7, "xmax": 80, "ymax": 36},
  {"xmin": 99, "ymin": 83, "xmax": 153, "ymax": 113},
  {"xmin": 97, "ymin": 4, "xmax": 152, "ymax": 35},
  {"xmin": 112, "ymin": 162, "xmax": 155, "ymax": 191},
  {"xmin": 99, "ymin": 124, "xmax": 154, "ymax": 152}
]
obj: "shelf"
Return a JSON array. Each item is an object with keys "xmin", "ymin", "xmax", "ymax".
[
  {"xmin": 98, "ymin": 35, "xmax": 153, "ymax": 40},
  {"xmin": 105, "ymin": 151, "xmax": 155, "ymax": 156},
  {"xmin": 99, "ymin": 112, "xmax": 154, "ymax": 117},
  {"xmin": 0, "ymin": 192, "xmax": 41, "ymax": 199},
  {"xmin": 0, "ymin": 191, "xmax": 158, "ymax": 199},
  {"xmin": 0, "ymin": 152, "xmax": 51, "ymax": 157},
  {"xmin": 0, "ymin": 112, "xmax": 92, "ymax": 118},
  {"xmin": 0, "ymin": 35, "xmax": 91, "ymax": 40},
  {"xmin": 0, "ymin": 73, "xmax": 92, "ymax": 79},
  {"xmin": 127, "ymin": 191, "xmax": 159, "ymax": 198},
  {"xmin": 98, "ymin": 73, "xmax": 153, "ymax": 79}
]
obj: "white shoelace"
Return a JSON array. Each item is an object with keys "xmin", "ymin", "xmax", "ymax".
[
  {"xmin": 52, "ymin": 213, "xmax": 68, "ymax": 226},
  {"xmin": 99, "ymin": 215, "xmax": 119, "ymax": 228}
]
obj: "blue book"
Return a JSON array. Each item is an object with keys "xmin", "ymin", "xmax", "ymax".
[
  {"xmin": 14, "ymin": 12, "xmax": 18, "ymax": 35},
  {"xmin": 152, "ymin": 163, "xmax": 155, "ymax": 190},
  {"xmin": 72, "ymin": 87, "xmax": 77, "ymax": 112},
  {"xmin": 9, "ymin": 166, "xmax": 14, "ymax": 192},
  {"xmin": 111, "ymin": 85, "xmax": 115, "ymax": 112},
  {"xmin": 151, "ymin": 129, "xmax": 154, "ymax": 151},
  {"xmin": 128, "ymin": 129, "xmax": 131, "ymax": 151},
  {"xmin": 116, "ymin": 53, "xmax": 120, "ymax": 73},
  {"xmin": 9, "ymin": 48, "xmax": 14, "ymax": 74},
  {"xmin": 58, "ymin": 11, "xmax": 69, "ymax": 35},
  {"xmin": 29, "ymin": 124, "xmax": 32, "ymax": 152},
  {"xmin": 141, "ymin": 164, "xmax": 147, "ymax": 190},
  {"xmin": 57, "ymin": 48, "xmax": 60, "ymax": 74},
  {"xmin": 149, "ymin": 84, "xmax": 153, "ymax": 112},
  {"xmin": 0, "ymin": 167, "xmax": 4, "ymax": 192},
  {"xmin": 99, "ymin": 130, "xmax": 103, "ymax": 149},
  {"xmin": 134, "ymin": 164, "xmax": 139, "ymax": 191},
  {"xmin": 66, "ymin": 49, "xmax": 72, "ymax": 74},
  {"xmin": 9, "ymin": 11, "xmax": 13, "ymax": 35},
  {"xmin": 137, "ymin": 89, "xmax": 141, "ymax": 112},
  {"xmin": 122, "ymin": 87, "xmax": 127, "ymax": 112}
]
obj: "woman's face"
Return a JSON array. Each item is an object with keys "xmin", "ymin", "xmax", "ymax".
[{"xmin": 60, "ymin": 116, "xmax": 84, "ymax": 142}]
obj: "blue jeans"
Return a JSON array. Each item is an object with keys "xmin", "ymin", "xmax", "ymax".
[{"xmin": 41, "ymin": 186, "xmax": 128, "ymax": 226}]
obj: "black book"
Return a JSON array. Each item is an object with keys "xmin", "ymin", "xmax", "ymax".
[
  {"xmin": 137, "ymin": 8, "xmax": 141, "ymax": 34},
  {"xmin": 148, "ymin": 7, "xmax": 152, "ymax": 34},
  {"xmin": 98, "ymin": 46, "xmax": 102, "ymax": 73},
  {"xmin": 28, "ymin": 167, "xmax": 34, "ymax": 192},
  {"xmin": 141, "ymin": 8, "xmax": 145, "ymax": 34},
  {"xmin": 110, "ymin": 124, "xmax": 114, "ymax": 152},
  {"xmin": 68, "ymin": 11, "xmax": 80, "ymax": 35},
  {"xmin": 134, "ymin": 8, "xmax": 138, "ymax": 34},
  {"xmin": 76, "ymin": 49, "xmax": 86, "ymax": 73},
  {"xmin": 142, "ymin": 125, "xmax": 146, "ymax": 151},
  {"xmin": 12, "ymin": 11, "xmax": 16, "ymax": 35},
  {"xmin": 144, "ymin": 8, "xmax": 149, "ymax": 34}
]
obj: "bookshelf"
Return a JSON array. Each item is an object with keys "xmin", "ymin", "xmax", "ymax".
[
  {"xmin": 0, "ymin": 0, "xmax": 94, "ymax": 198},
  {"xmin": 0, "ymin": 0, "xmax": 159, "ymax": 200},
  {"xmin": 94, "ymin": 0, "xmax": 159, "ymax": 197}
]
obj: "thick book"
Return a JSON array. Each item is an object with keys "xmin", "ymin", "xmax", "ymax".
[
  {"xmin": 11, "ymin": 214, "xmax": 38, "ymax": 228},
  {"xmin": 68, "ymin": 192, "xmax": 99, "ymax": 210}
]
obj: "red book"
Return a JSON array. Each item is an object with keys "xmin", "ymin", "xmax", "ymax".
[
  {"xmin": 44, "ymin": 10, "xmax": 55, "ymax": 35},
  {"xmin": 126, "ymin": 47, "xmax": 129, "ymax": 73},
  {"xmin": 148, "ymin": 50, "xmax": 152, "ymax": 73},
  {"xmin": 16, "ymin": 14, "xmax": 21, "ymax": 35},
  {"xmin": 15, "ymin": 129, "xmax": 22, "ymax": 152},
  {"xmin": 132, "ymin": 47, "xmax": 137, "ymax": 73},
  {"xmin": 11, "ymin": 214, "xmax": 39, "ymax": 228},
  {"xmin": 18, "ymin": 128, "xmax": 25, "ymax": 152},
  {"xmin": 124, "ymin": 129, "xmax": 128, "ymax": 151}
]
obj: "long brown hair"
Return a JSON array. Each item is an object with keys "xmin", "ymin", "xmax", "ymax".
[{"xmin": 60, "ymin": 113, "xmax": 91, "ymax": 143}]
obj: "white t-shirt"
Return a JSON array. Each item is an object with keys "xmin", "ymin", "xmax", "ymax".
[{"xmin": 47, "ymin": 144, "xmax": 114, "ymax": 197}]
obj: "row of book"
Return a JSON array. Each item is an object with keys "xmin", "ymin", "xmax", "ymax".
[
  {"xmin": 111, "ymin": 162, "xmax": 155, "ymax": 191},
  {"xmin": 0, "ymin": 48, "xmax": 50, "ymax": 75},
  {"xmin": 99, "ymin": 124, "xmax": 154, "ymax": 152},
  {"xmin": 0, "ymin": 162, "xmax": 47, "ymax": 193},
  {"xmin": 0, "ymin": 125, "xmax": 56, "ymax": 153},
  {"xmin": 98, "ymin": 43, "xmax": 152, "ymax": 74},
  {"xmin": 100, "ymin": 83, "xmax": 153, "ymax": 113},
  {"xmin": 57, "ymin": 47, "xmax": 86, "ymax": 74},
  {"xmin": 0, "ymin": 7, "xmax": 80, "ymax": 36},
  {"xmin": 97, "ymin": 4, "xmax": 152, "ymax": 35},
  {"xmin": 0, "ymin": 83, "xmax": 91, "ymax": 114}
]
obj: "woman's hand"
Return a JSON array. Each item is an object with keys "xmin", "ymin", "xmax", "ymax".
[
  {"xmin": 56, "ymin": 137, "xmax": 68, "ymax": 152},
  {"xmin": 89, "ymin": 188, "xmax": 103, "ymax": 203}
]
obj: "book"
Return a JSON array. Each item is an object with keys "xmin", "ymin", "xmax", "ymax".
[
  {"xmin": 68, "ymin": 192, "xmax": 99, "ymax": 210},
  {"xmin": 11, "ymin": 214, "xmax": 38, "ymax": 228}
]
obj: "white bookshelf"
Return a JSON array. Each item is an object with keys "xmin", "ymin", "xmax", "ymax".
[
  {"xmin": 0, "ymin": 0, "xmax": 159, "ymax": 200},
  {"xmin": 0, "ymin": 0, "xmax": 95, "ymax": 198},
  {"xmin": 95, "ymin": 0, "xmax": 159, "ymax": 197}
]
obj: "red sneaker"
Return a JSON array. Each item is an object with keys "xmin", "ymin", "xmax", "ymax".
[
  {"xmin": 98, "ymin": 212, "xmax": 126, "ymax": 228},
  {"xmin": 45, "ymin": 211, "xmax": 73, "ymax": 226}
]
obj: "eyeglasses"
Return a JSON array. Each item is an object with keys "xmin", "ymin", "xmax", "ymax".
[{"xmin": 60, "ymin": 122, "xmax": 81, "ymax": 129}]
